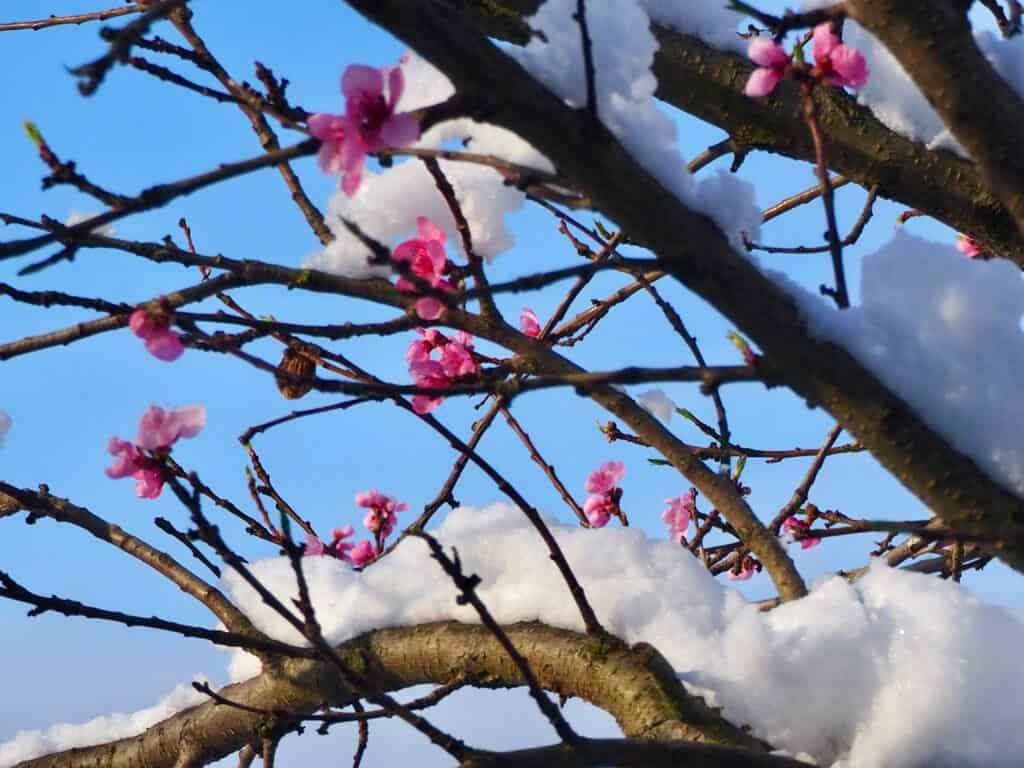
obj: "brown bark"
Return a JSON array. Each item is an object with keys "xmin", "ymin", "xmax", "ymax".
[
  {"xmin": 343, "ymin": 0, "xmax": 1024, "ymax": 576},
  {"xmin": 15, "ymin": 623, "xmax": 774, "ymax": 768}
]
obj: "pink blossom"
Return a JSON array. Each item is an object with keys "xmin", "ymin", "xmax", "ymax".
[
  {"xmin": 409, "ymin": 359, "xmax": 450, "ymax": 415},
  {"xmin": 583, "ymin": 461, "xmax": 626, "ymax": 528},
  {"xmin": 308, "ymin": 62, "xmax": 420, "ymax": 196},
  {"xmin": 129, "ymin": 306, "xmax": 184, "ymax": 362},
  {"xmin": 811, "ymin": 23, "xmax": 869, "ymax": 89},
  {"xmin": 329, "ymin": 525, "xmax": 356, "ymax": 560},
  {"xmin": 438, "ymin": 333, "xmax": 477, "ymax": 378},
  {"xmin": 583, "ymin": 494, "xmax": 614, "ymax": 528},
  {"xmin": 585, "ymin": 461, "xmax": 626, "ymax": 494},
  {"xmin": 406, "ymin": 328, "xmax": 446, "ymax": 364},
  {"xmin": 356, "ymin": 489, "xmax": 408, "ymax": 540},
  {"xmin": 520, "ymin": 308, "xmax": 541, "ymax": 338},
  {"xmin": 744, "ymin": 37, "xmax": 791, "ymax": 97},
  {"xmin": 105, "ymin": 437, "xmax": 164, "ymax": 499},
  {"xmin": 728, "ymin": 555, "xmax": 757, "ymax": 581},
  {"xmin": 783, "ymin": 515, "xmax": 821, "ymax": 549},
  {"xmin": 662, "ymin": 492, "xmax": 695, "ymax": 543},
  {"xmin": 407, "ymin": 330, "xmax": 479, "ymax": 414},
  {"xmin": 303, "ymin": 531, "xmax": 327, "ymax": 557},
  {"xmin": 350, "ymin": 539, "xmax": 378, "ymax": 567},
  {"xmin": 136, "ymin": 405, "xmax": 206, "ymax": 451},
  {"xmin": 957, "ymin": 233, "xmax": 984, "ymax": 259},
  {"xmin": 393, "ymin": 216, "xmax": 453, "ymax": 320},
  {"xmin": 106, "ymin": 405, "xmax": 205, "ymax": 499}
]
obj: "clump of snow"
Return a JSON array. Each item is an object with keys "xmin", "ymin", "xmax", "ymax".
[
  {"xmin": 785, "ymin": 229, "xmax": 1024, "ymax": 497},
  {"xmin": 220, "ymin": 503, "xmax": 1024, "ymax": 768},
  {"xmin": 0, "ymin": 681, "xmax": 209, "ymax": 768},
  {"xmin": 639, "ymin": 0, "xmax": 746, "ymax": 53},
  {"xmin": 65, "ymin": 210, "xmax": 116, "ymax": 238},
  {"xmin": 510, "ymin": 0, "xmax": 761, "ymax": 248},
  {"xmin": 307, "ymin": 54, "xmax": 553, "ymax": 277},
  {"xmin": 636, "ymin": 388, "xmax": 676, "ymax": 423}
]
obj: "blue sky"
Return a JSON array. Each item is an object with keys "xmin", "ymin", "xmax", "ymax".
[{"xmin": 0, "ymin": 1, "xmax": 1017, "ymax": 763}]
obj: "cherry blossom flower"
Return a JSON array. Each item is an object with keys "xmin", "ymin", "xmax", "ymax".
[
  {"xmin": 406, "ymin": 328, "xmax": 446, "ymax": 365},
  {"xmin": 303, "ymin": 531, "xmax": 327, "ymax": 557},
  {"xmin": 520, "ymin": 308, "xmax": 541, "ymax": 338},
  {"xmin": 356, "ymin": 489, "xmax": 408, "ymax": 541},
  {"xmin": 393, "ymin": 216, "xmax": 454, "ymax": 321},
  {"xmin": 350, "ymin": 539, "xmax": 378, "ymax": 567},
  {"xmin": 308, "ymin": 62, "xmax": 420, "ymax": 196},
  {"xmin": 811, "ymin": 23, "xmax": 869, "ymax": 89},
  {"xmin": 136, "ymin": 405, "xmax": 206, "ymax": 451},
  {"xmin": 662, "ymin": 491, "xmax": 695, "ymax": 543},
  {"xmin": 438, "ymin": 332, "xmax": 477, "ymax": 378},
  {"xmin": 0, "ymin": 410, "xmax": 10, "ymax": 448},
  {"xmin": 728, "ymin": 555, "xmax": 757, "ymax": 581},
  {"xmin": 129, "ymin": 305, "xmax": 184, "ymax": 362},
  {"xmin": 303, "ymin": 526, "xmax": 357, "ymax": 560},
  {"xmin": 106, "ymin": 438, "xmax": 164, "ymax": 499},
  {"xmin": 583, "ymin": 461, "xmax": 626, "ymax": 528},
  {"xmin": 106, "ymin": 405, "xmax": 206, "ymax": 499},
  {"xmin": 957, "ymin": 233, "xmax": 984, "ymax": 259},
  {"xmin": 409, "ymin": 359, "xmax": 450, "ymax": 415},
  {"xmin": 783, "ymin": 515, "xmax": 822, "ymax": 549},
  {"xmin": 406, "ymin": 330, "xmax": 479, "ymax": 415},
  {"xmin": 744, "ymin": 37, "xmax": 791, "ymax": 97}
]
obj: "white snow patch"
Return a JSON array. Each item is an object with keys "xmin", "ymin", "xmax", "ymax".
[
  {"xmin": 219, "ymin": 503, "xmax": 1024, "ymax": 768},
  {"xmin": 780, "ymin": 229, "xmax": 1024, "ymax": 497},
  {"xmin": 636, "ymin": 388, "xmax": 676, "ymax": 423},
  {"xmin": 65, "ymin": 210, "xmax": 116, "ymax": 238},
  {"xmin": 0, "ymin": 681, "xmax": 209, "ymax": 768}
]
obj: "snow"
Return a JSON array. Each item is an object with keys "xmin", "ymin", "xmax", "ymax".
[
  {"xmin": 780, "ymin": 229, "xmax": 1024, "ymax": 497},
  {"xmin": 64, "ymin": 210, "xmax": 116, "ymax": 238},
  {"xmin": 510, "ymin": 0, "xmax": 761, "ymax": 249},
  {"xmin": 308, "ymin": 0, "xmax": 762, "ymax": 278},
  {"xmin": 307, "ymin": 54, "xmax": 552, "ymax": 277},
  {"xmin": 4, "ymin": 503, "xmax": 1023, "ymax": 767},
  {"xmin": 0, "ymin": 681, "xmax": 209, "ymax": 768},
  {"xmin": 636, "ymin": 388, "xmax": 676, "ymax": 423},
  {"xmin": 793, "ymin": 4, "xmax": 1024, "ymax": 158},
  {"xmin": 639, "ymin": 0, "xmax": 747, "ymax": 54},
  {"xmin": 213, "ymin": 504, "xmax": 1023, "ymax": 768}
]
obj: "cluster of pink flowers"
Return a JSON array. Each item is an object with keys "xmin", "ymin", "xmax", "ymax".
[
  {"xmin": 130, "ymin": 302, "xmax": 184, "ymax": 362},
  {"xmin": 304, "ymin": 490, "xmax": 408, "ymax": 567},
  {"xmin": 744, "ymin": 23, "xmax": 869, "ymax": 98},
  {"xmin": 662, "ymin": 491, "xmax": 696, "ymax": 543},
  {"xmin": 956, "ymin": 233, "xmax": 984, "ymax": 259},
  {"xmin": 394, "ymin": 216, "xmax": 454, "ymax": 321},
  {"xmin": 583, "ymin": 461, "xmax": 626, "ymax": 528},
  {"xmin": 106, "ymin": 405, "xmax": 206, "ymax": 499},
  {"xmin": 520, "ymin": 308, "xmax": 541, "ymax": 338},
  {"xmin": 308, "ymin": 62, "xmax": 420, "ymax": 197},
  {"xmin": 728, "ymin": 554, "xmax": 758, "ymax": 581},
  {"xmin": 783, "ymin": 514, "xmax": 821, "ymax": 549},
  {"xmin": 406, "ymin": 327, "xmax": 479, "ymax": 415}
]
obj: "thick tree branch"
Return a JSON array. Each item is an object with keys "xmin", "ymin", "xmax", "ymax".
[
  {"xmin": 14, "ymin": 622, "xmax": 768, "ymax": 768},
  {"xmin": 344, "ymin": 0, "xmax": 1024, "ymax": 576},
  {"xmin": 467, "ymin": 0, "xmax": 1024, "ymax": 267}
]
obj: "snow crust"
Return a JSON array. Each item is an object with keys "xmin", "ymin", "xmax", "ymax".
[
  {"xmin": 308, "ymin": 0, "xmax": 762, "ymax": 276},
  {"xmin": 792, "ymin": 4, "xmax": 1024, "ymax": 156},
  {"xmin": 783, "ymin": 229, "xmax": 1024, "ymax": 497},
  {"xmin": 216, "ymin": 504, "xmax": 1024, "ymax": 768},
  {"xmin": 639, "ymin": 0, "xmax": 746, "ymax": 53},
  {"xmin": 0, "ymin": 682, "xmax": 208, "ymax": 768}
]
